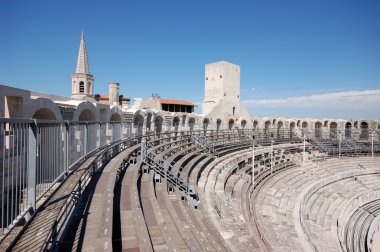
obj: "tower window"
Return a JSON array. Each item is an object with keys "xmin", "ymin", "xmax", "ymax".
[
  {"xmin": 206, "ymin": 77, "xmax": 208, "ymax": 80},
  {"xmin": 79, "ymin": 81, "xmax": 85, "ymax": 93},
  {"xmin": 224, "ymin": 93, "xmax": 226, "ymax": 96},
  {"xmin": 220, "ymin": 75, "xmax": 222, "ymax": 78},
  {"xmin": 233, "ymin": 106, "xmax": 235, "ymax": 115}
]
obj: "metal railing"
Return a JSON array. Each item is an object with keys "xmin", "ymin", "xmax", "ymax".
[
  {"xmin": 1, "ymin": 118, "xmax": 379, "ymax": 242},
  {"xmin": 192, "ymin": 132, "xmax": 217, "ymax": 156},
  {"xmin": 0, "ymin": 119, "xmax": 128, "ymax": 240}
]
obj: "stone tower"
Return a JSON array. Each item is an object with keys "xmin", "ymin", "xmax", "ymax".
[
  {"xmin": 71, "ymin": 31, "xmax": 94, "ymax": 100},
  {"xmin": 202, "ymin": 61, "xmax": 240, "ymax": 115}
]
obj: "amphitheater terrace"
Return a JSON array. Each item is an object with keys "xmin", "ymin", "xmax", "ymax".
[{"xmin": 1, "ymin": 27, "xmax": 380, "ymax": 252}]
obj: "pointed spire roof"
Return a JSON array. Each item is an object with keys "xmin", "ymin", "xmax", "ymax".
[{"xmin": 75, "ymin": 31, "xmax": 90, "ymax": 74}]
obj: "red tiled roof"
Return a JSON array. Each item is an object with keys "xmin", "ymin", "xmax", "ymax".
[{"xmin": 160, "ymin": 99, "xmax": 197, "ymax": 107}]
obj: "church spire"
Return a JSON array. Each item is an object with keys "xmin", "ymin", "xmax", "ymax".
[
  {"xmin": 71, "ymin": 31, "xmax": 94, "ymax": 100},
  {"xmin": 75, "ymin": 31, "xmax": 90, "ymax": 74}
]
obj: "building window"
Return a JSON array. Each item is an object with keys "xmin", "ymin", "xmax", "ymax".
[
  {"xmin": 220, "ymin": 75, "xmax": 222, "ymax": 78},
  {"xmin": 237, "ymin": 95, "xmax": 239, "ymax": 98},
  {"xmin": 233, "ymin": 106, "xmax": 235, "ymax": 115},
  {"xmin": 79, "ymin": 81, "xmax": 85, "ymax": 93},
  {"xmin": 224, "ymin": 93, "xmax": 226, "ymax": 96},
  {"xmin": 206, "ymin": 77, "xmax": 208, "ymax": 80}
]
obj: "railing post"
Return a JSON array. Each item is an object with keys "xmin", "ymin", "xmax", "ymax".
[
  {"xmin": 27, "ymin": 121, "xmax": 37, "ymax": 219},
  {"xmin": 371, "ymin": 131, "xmax": 374, "ymax": 158},
  {"xmin": 252, "ymin": 136, "xmax": 256, "ymax": 188},
  {"xmin": 84, "ymin": 122, "xmax": 87, "ymax": 157},
  {"xmin": 64, "ymin": 122, "xmax": 69, "ymax": 174},
  {"xmin": 338, "ymin": 131, "xmax": 342, "ymax": 158},
  {"xmin": 303, "ymin": 133, "xmax": 306, "ymax": 163},
  {"xmin": 141, "ymin": 136, "xmax": 146, "ymax": 163},
  {"xmin": 97, "ymin": 122, "xmax": 101, "ymax": 148},
  {"xmin": 270, "ymin": 139, "xmax": 274, "ymax": 174}
]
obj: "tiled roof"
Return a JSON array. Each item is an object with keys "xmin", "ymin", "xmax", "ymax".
[{"xmin": 160, "ymin": 99, "xmax": 197, "ymax": 107}]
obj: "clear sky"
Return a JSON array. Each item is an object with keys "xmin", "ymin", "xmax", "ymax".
[{"xmin": 1, "ymin": 0, "xmax": 379, "ymax": 119}]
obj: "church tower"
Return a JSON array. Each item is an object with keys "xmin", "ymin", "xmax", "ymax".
[{"xmin": 71, "ymin": 31, "xmax": 94, "ymax": 100}]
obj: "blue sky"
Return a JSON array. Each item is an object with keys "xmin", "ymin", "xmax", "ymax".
[{"xmin": 1, "ymin": 0, "xmax": 379, "ymax": 119}]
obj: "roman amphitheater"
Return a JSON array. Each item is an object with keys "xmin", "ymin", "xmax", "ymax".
[{"xmin": 1, "ymin": 33, "xmax": 380, "ymax": 252}]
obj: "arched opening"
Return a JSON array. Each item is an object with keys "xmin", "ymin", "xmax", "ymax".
[
  {"xmin": 297, "ymin": 120, "xmax": 301, "ymax": 127},
  {"xmin": 203, "ymin": 118, "xmax": 210, "ymax": 132},
  {"xmin": 134, "ymin": 114, "xmax": 144, "ymax": 136},
  {"xmin": 302, "ymin": 121, "xmax": 308, "ymax": 129},
  {"xmin": 228, "ymin": 119, "xmax": 234, "ymax": 130},
  {"xmin": 188, "ymin": 117, "xmax": 196, "ymax": 131},
  {"xmin": 241, "ymin": 120, "xmax": 247, "ymax": 129},
  {"xmin": 154, "ymin": 115, "xmax": 163, "ymax": 133},
  {"xmin": 345, "ymin": 122, "xmax": 352, "ymax": 139},
  {"xmin": 330, "ymin": 122, "xmax": 337, "ymax": 139},
  {"xmin": 110, "ymin": 113, "xmax": 121, "ymax": 122},
  {"xmin": 216, "ymin": 119, "xmax": 222, "ymax": 131},
  {"xmin": 232, "ymin": 106, "xmax": 235, "ymax": 116},
  {"xmin": 79, "ymin": 81, "xmax": 85, "ymax": 93},
  {"xmin": 173, "ymin": 117, "xmax": 180, "ymax": 131},
  {"xmin": 290, "ymin": 122, "xmax": 295, "ymax": 139},
  {"xmin": 253, "ymin": 120, "xmax": 258, "ymax": 130},
  {"xmin": 360, "ymin": 121, "xmax": 369, "ymax": 140},
  {"xmin": 78, "ymin": 109, "xmax": 94, "ymax": 121},
  {"xmin": 32, "ymin": 108, "xmax": 56, "ymax": 120},
  {"xmin": 277, "ymin": 121, "xmax": 284, "ymax": 138},
  {"xmin": 265, "ymin": 120, "xmax": 271, "ymax": 137},
  {"xmin": 315, "ymin": 121, "xmax": 322, "ymax": 139}
]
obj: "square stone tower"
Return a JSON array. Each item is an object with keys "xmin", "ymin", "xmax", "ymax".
[{"xmin": 202, "ymin": 61, "xmax": 240, "ymax": 115}]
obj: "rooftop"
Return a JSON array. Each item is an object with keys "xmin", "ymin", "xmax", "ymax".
[{"xmin": 160, "ymin": 99, "xmax": 197, "ymax": 107}]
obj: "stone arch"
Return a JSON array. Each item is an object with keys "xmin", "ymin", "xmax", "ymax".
[
  {"xmin": 329, "ymin": 121, "xmax": 338, "ymax": 139},
  {"xmin": 110, "ymin": 113, "xmax": 121, "ymax": 122},
  {"xmin": 290, "ymin": 122, "xmax": 296, "ymax": 138},
  {"xmin": 72, "ymin": 102, "xmax": 99, "ymax": 122},
  {"xmin": 360, "ymin": 121, "xmax": 369, "ymax": 139},
  {"xmin": 228, "ymin": 119, "xmax": 234, "ymax": 130},
  {"xmin": 108, "ymin": 107, "xmax": 123, "ymax": 122},
  {"xmin": 277, "ymin": 121, "xmax": 284, "ymax": 138},
  {"xmin": 302, "ymin": 121, "xmax": 308, "ymax": 128},
  {"xmin": 203, "ymin": 118, "xmax": 210, "ymax": 131},
  {"xmin": 188, "ymin": 117, "xmax": 196, "ymax": 131},
  {"xmin": 264, "ymin": 120, "xmax": 271, "ymax": 137},
  {"xmin": 241, "ymin": 119, "xmax": 247, "ymax": 129},
  {"xmin": 172, "ymin": 116, "xmax": 180, "ymax": 126},
  {"xmin": 345, "ymin": 122, "xmax": 352, "ymax": 139},
  {"xmin": 29, "ymin": 97, "xmax": 63, "ymax": 121},
  {"xmin": 78, "ymin": 109, "xmax": 95, "ymax": 121},
  {"xmin": 216, "ymin": 118, "xmax": 222, "ymax": 131},
  {"xmin": 154, "ymin": 115, "xmax": 164, "ymax": 133},
  {"xmin": 172, "ymin": 116, "xmax": 180, "ymax": 131},
  {"xmin": 134, "ymin": 113, "xmax": 144, "ymax": 125},
  {"xmin": 32, "ymin": 108, "xmax": 57, "ymax": 120},
  {"xmin": 134, "ymin": 111, "xmax": 145, "ymax": 136},
  {"xmin": 253, "ymin": 120, "xmax": 258, "ymax": 130},
  {"xmin": 315, "ymin": 121, "xmax": 322, "ymax": 139}
]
